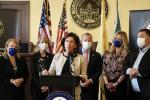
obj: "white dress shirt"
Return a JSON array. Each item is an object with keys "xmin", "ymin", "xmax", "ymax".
[
  {"xmin": 82, "ymin": 49, "xmax": 90, "ymax": 61},
  {"xmin": 128, "ymin": 46, "xmax": 150, "ymax": 92}
]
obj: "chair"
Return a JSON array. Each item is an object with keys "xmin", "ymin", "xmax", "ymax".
[{"xmin": 19, "ymin": 42, "xmax": 33, "ymax": 53}]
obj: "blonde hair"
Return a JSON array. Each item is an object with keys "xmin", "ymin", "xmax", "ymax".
[
  {"xmin": 110, "ymin": 31, "xmax": 128, "ymax": 53},
  {"xmin": 36, "ymin": 36, "xmax": 50, "ymax": 52},
  {"xmin": 37, "ymin": 36, "xmax": 49, "ymax": 45},
  {"xmin": 3, "ymin": 38, "xmax": 20, "ymax": 58},
  {"xmin": 81, "ymin": 32, "xmax": 93, "ymax": 41}
]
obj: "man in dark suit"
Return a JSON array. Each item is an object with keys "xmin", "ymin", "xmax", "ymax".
[
  {"xmin": 124, "ymin": 28, "xmax": 150, "ymax": 100},
  {"xmin": 80, "ymin": 33, "xmax": 102, "ymax": 100}
]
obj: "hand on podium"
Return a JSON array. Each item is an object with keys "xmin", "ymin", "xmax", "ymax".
[
  {"xmin": 42, "ymin": 69, "xmax": 49, "ymax": 76},
  {"xmin": 80, "ymin": 79, "xmax": 93, "ymax": 87},
  {"xmin": 78, "ymin": 75, "xmax": 85, "ymax": 82},
  {"xmin": 41, "ymin": 85, "xmax": 49, "ymax": 92},
  {"xmin": 79, "ymin": 75, "xmax": 87, "ymax": 87}
]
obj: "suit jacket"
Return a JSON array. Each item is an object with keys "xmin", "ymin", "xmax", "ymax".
[
  {"xmin": 81, "ymin": 50, "xmax": 102, "ymax": 93},
  {"xmin": 48, "ymin": 53, "xmax": 87, "ymax": 96},
  {"xmin": 124, "ymin": 48, "xmax": 150, "ymax": 100},
  {"xmin": 0, "ymin": 55, "xmax": 28, "ymax": 100}
]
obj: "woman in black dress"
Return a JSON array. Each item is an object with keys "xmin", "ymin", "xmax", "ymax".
[
  {"xmin": 31, "ymin": 36, "xmax": 53, "ymax": 100},
  {"xmin": 0, "ymin": 38, "xmax": 29, "ymax": 100}
]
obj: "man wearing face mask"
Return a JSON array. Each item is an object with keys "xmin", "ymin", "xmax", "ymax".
[
  {"xmin": 80, "ymin": 33, "xmax": 102, "ymax": 100},
  {"xmin": 125, "ymin": 28, "xmax": 150, "ymax": 100}
]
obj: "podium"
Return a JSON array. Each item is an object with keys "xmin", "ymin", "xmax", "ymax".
[{"xmin": 39, "ymin": 75, "xmax": 81, "ymax": 100}]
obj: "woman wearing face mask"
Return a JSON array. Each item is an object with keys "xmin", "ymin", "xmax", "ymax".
[
  {"xmin": 30, "ymin": 36, "xmax": 53, "ymax": 100},
  {"xmin": 102, "ymin": 31, "xmax": 129, "ymax": 100},
  {"xmin": 48, "ymin": 32, "xmax": 87, "ymax": 100},
  {"xmin": 0, "ymin": 38, "xmax": 29, "ymax": 100}
]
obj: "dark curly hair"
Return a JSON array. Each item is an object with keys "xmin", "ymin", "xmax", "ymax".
[{"xmin": 61, "ymin": 32, "xmax": 80, "ymax": 54}]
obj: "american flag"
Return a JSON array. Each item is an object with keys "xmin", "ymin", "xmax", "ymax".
[
  {"xmin": 53, "ymin": 1, "xmax": 68, "ymax": 54},
  {"xmin": 38, "ymin": 0, "xmax": 52, "ymax": 53}
]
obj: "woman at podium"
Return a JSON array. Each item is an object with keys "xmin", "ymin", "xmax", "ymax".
[{"xmin": 48, "ymin": 32, "xmax": 87, "ymax": 100}]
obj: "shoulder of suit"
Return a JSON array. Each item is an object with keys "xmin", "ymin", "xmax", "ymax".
[
  {"xmin": 0, "ymin": 55, "xmax": 7, "ymax": 64},
  {"xmin": 91, "ymin": 50, "xmax": 101, "ymax": 56},
  {"xmin": 54, "ymin": 53, "xmax": 66, "ymax": 59},
  {"xmin": 76, "ymin": 53, "xmax": 82, "ymax": 57},
  {"xmin": 54, "ymin": 53, "xmax": 63, "ymax": 56},
  {"xmin": 74, "ymin": 54, "xmax": 84, "ymax": 60},
  {"xmin": 70, "ymin": 53, "xmax": 82, "ymax": 59}
]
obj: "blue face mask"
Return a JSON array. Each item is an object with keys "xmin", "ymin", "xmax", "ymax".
[
  {"xmin": 9, "ymin": 48, "xmax": 16, "ymax": 56},
  {"xmin": 113, "ymin": 39, "xmax": 122, "ymax": 48}
]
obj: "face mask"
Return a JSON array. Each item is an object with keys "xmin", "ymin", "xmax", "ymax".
[
  {"xmin": 38, "ymin": 43, "xmax": 48, "ymax": 50},
  {"xmin": 82, "ymin": 41, "xmax": 92, "ymax": 50},
  {"xmin": 137, "ymin": 38, "xmax": 145, "ymax": 48},
  {"xmin": 113, "ymin": 39, "xmax": 122, "ymax": 48},
  {"xmin": 9, "ymin": 48, "xmax": 16, "ymax": 56}
]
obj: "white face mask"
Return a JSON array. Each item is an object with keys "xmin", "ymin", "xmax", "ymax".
[
  {"xmin": 38, "ymin": 43, "xmax": 48, "ymax": 50},
  {"xmin": 137, "ymin": 38, "xmax": 145, "ymax": 48},
  {"xmin": 82, "ymin": 41, "xmax": 92, "ymax": 50}
]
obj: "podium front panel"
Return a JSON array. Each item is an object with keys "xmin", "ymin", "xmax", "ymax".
[{"xmin": 39, "ymin": 75, "xmax": 80, "ymax": 87}]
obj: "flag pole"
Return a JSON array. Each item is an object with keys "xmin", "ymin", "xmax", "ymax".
[
  {"xmin": 53, "ymin": 0, "xmax": 68, "ymax": 54},
  {"xmin": 115, "ymin": 0, "xmax": 121, "ymax": 33},
  {"xmin": 98, "ymin": 0, "xmax": 108, "ymax": 100}
]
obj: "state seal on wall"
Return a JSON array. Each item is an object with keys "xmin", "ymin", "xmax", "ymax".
[{"xmin": 70, "ymin": 0, "xmax": 108, "ymax": 29}]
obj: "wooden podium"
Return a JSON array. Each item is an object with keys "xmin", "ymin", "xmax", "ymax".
[{"xmin": 39, "ymin": 75, "xmax": 81, "ymax": 100}]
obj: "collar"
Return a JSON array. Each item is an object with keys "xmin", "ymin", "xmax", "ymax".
[
  {"xmin": 82, "ymin": 48, "xmax": 90, "ymax": 53},
  {"xmin": 139, "ymin": 45, "xmax": 150, "ymax": 52}
]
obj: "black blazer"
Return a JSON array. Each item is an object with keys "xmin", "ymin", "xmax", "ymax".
[
  {"xmin": 30, "ymin": 52, "xmax": 53, "ymax": 99},
  {"xmin": 0, "ymin": 55, "xmax": 28, "ymax": 100},
  {"xmin": 81, "ymin": 50, "xmax": 102, "ymax": 93},
  {"xmin": 124, "ymin": 48, "xmax": 150, "ymax": 100}
]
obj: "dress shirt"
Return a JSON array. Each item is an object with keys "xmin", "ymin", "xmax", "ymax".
[
  {"xmin": 82, "ymin": 49, "xmax": 90, "ymax": 61},
  {"xmin": 131, "ymin": 46, "xmax": 150, "ymax": 92},
  {"xmin": 82, "ymin": 49, "xmax": 93, "ymax": 83}
]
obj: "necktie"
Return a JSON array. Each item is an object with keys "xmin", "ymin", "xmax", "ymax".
[{"xmin": 84, "ymin": 50, "xmax": 89, "ymax": 67}]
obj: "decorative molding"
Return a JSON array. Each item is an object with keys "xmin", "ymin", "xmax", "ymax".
[{"xmin": 0, "ymin": 1, "xmax": 30, "ymax": 48}]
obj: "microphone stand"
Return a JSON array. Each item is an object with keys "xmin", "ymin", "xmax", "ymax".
[{"xmin": 69, "ymin": 55, "xmax": 75, "ymax": 100}]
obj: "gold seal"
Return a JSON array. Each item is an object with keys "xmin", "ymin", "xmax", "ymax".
[{"xmin": 70, "ymin": 0, "xmax": 108, "ymax": 29}]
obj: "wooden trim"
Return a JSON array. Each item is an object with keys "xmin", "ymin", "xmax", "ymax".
[{"xmin": 0, "ymin": 1, "xmax": 30, "ymax": 41}]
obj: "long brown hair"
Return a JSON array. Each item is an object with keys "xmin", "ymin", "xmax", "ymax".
[{"xmin": 110, "ymin": 31, "xmax": 128, "ymax": 53}]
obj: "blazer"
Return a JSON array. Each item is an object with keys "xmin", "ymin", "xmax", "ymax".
[
  {"xmin": 81, "ymin": 50, "xmax": 102, "ymax": 93},
  {"xmin": 30, "ymin": 52, "xmax": 53, "ymax": 99},
  {"xmin": 124, "ymin": 48, "xmax": 150, "ymax": 100},
  {"xmin": 48, "ymin": 53, "xmax": 87, "ymax": 96},
  {"xmin": 0, "ymin": 55, "xmax": 28, "ymax": 100}
]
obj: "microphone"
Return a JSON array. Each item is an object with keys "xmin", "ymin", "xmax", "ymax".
[{"xmin": 69, "ymin": 53, "xmax": 74, "ymax": 75}]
